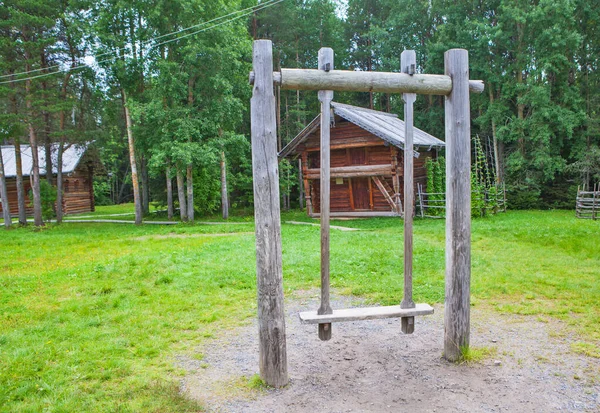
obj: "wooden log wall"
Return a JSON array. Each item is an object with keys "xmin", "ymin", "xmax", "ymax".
[
  {"xmin": 301, "ymin": 118, "xmax": 433, "ymax": 215},
  {"xmin": 0, "ymin": 164, "xmax": 95, "ymax": 217}
]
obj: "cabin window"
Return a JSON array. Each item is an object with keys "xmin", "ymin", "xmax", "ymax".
[{"xmin": 308, "ymin": 152, "xmax": 320, "ymax": 169}]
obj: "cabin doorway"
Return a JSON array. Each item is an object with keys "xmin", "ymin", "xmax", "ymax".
[{"xmin": 351, "ymin": 178, "xmax": 370, "ymax": 210}]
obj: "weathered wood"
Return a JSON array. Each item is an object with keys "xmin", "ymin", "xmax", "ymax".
[
  {"xmin": 401, "ymin": 50, "xmax": 417, "ymax": 334},
  {"xmin": 250, "ymin": 40, "xmax": 288, "ymax": 387},
  {"xmin": 298, "ymin": 158, "xmax": 304, "ymax": 209},
  {"xmin": 250, "ymin": 70, "xmax": 484, "ymax": 95},
  {"xmin": 311, "ymin": 211, "xmax": 399, "ymax": 218},
  {"xmin": 299, "ymin": 303, "xmax": 434, "ymax": 324},
  {"xmin": 444, "ymin": 49, "xmax": 472, "ymax": 362},
  {"xmin": 318, "ymin": 47, "xmax": 334, "ymax": 341},
  {"xmin": 372, "ymin": 176, "xmax": 396, "ymax": 209},
  {"xmin": 306, "ymin": 164, "xmax": 392, "ymax": 179}
]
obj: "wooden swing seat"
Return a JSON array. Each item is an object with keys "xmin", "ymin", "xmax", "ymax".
[{"xmin": 299, "ymin": 303, "xmax": 433, "ymax": 324}]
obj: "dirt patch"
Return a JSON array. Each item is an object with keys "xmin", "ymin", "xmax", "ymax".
[
  {"xmin": 180, "ymin": 291, "xmax": 599, "ymax": 412},
  {"xmin": 135, "ymin": 232, "xmax": 253, "ymax": 241}
]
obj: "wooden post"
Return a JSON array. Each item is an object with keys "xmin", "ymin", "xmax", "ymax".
[
  {"xmin": 444, "ymin": 49, "xmax": 472, "ymax": 362},
  {"xmin": 400, "ymin": 50, "xmax": 416, "ymax": 334},
  {"xmin": 318, "ymin": 47, "xmax": 334, "ymax": 341},
  {"xmin": 593, "ymin": 183, "xmax": 598, "ymax": 220},
  {"xmin": 250, "ymin": 40, "xmax": 288, "ymax": 387},
  {"xmin": 298, "ymin": 158, "xmax": 304, "ymax": 210}
]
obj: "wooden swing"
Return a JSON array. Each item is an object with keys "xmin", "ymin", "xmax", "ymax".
[
  {"xmin": 298, "ymin": 49, "xmax": 434, "ymax": 340},
  {"xmin": 250, "ymin": 40, "xmax": 478, "ymax": 386}
]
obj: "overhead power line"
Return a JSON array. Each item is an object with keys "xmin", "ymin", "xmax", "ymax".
[{"xmin": 0, "ymin": 0, "xmax": 285, "ymax": 85}]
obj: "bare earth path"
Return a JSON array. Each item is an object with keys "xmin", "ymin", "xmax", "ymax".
[{"xmin": 180, "ymin": 291, "xmax": 599, "ymax": 412}]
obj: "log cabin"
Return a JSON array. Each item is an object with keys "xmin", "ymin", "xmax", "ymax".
[
  {"xmin": 0, "ymin": 143, "xmax": 96, "ymax": 217},
  {"xmin": 279, "ymin": 102, "xmax": 445, "ymax": 218}
]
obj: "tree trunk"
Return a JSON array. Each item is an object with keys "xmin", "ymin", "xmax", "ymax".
[
  {"xmin": 166, "ymin": 166, "xmax": 173, "ymax": 220},
  {"xmin": 25, "ymin": 72, "xmax": 43, "ymax": 227},
  {"xmin": 516, "ymin": 22, "xmax": 525, "ymax": 157},
  {"xmin": 56, "ymin": 141, "xmax": 65, "ymax": 223},
  {"xmin": 118, "ymin": 165, "xmax": 129, "ymax": 204},
  {"xmin": 176, "ymin": 168, "xmax": 187, "ymax": 221},
  {"xmin": 56, "ymin": 70, "xmax": 72, "ymax": 224},
  {"xmin": 13, "ymin": 139, "xmax": 27, "ymax": 225},
  {"xmin": 186, "ymin": 75, "xmax": 195, "ymax": 222},
  {"xmin": 141, "ymin": 155, "xmax": 149, "ymax": 214},
  {"xmin": 186, "ymin": 165, "xmax": 194, "ymax": 221},
  {"xmin": 221, "ymin": 151, "xmax": 229, "ymax": 220},
  {"xmin": 0, "ymin": 147, "xmax": 11, "ymax": 228},
  {"xmin": 121, "ymin": 89, "xmax": 143, "ymax": 225},
  {"xmin": 44, "ymin": 139, "xmax": 53, "ymax": 186}
]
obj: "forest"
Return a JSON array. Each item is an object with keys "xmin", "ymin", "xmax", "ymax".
[{"xmin": 1, "ymin": 0, "xmax": 599, "ymax": 225}]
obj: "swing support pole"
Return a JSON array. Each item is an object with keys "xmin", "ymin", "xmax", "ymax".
[
  {"xmin": 400, "ymin": 50, "xmax": 417, "ymax": 334},
  {"xmin": 317, "ymin": 47, "xmax": 334, "ymax": 341}
]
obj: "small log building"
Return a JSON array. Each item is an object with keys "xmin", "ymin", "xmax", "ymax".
[
  {"xmin": 280, "ymin": 103, "xmax": 445, "ymax": 217},
  {"xmin": 0, "ymin": 143, "xmax": 96, "ymax": 216}
]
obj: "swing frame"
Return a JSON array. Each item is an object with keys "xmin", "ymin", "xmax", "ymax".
[{"xmin": 250, "ymin": 40, "xmax": 480, "ymax": 387}]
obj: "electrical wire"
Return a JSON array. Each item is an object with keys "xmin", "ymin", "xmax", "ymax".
[{"xmin": 0, "ymin": 0, "xmax": 285, "ymax": 85}]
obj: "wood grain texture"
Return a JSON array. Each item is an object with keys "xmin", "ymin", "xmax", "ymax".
[
  {"xmin": 400, "ymin": 51, "xmax": 417, "ymax": 334},
  {"xmin": 318, "ymin": 47, "xmax": 334, "ymax": 341},
  {"xmin": 250, "ymin": 40, "xmax": 288, "ymax": 386},
  {"xmin": 299, "ymin": 303, "xmax": 434, "ymax": 324},
  {"xmin": 250, "ymin": 70, "xmax": 484, "ymax": 95},
  {"xmin": 444, "ymin": 49, "xmax": 472, "ymax": 362}
]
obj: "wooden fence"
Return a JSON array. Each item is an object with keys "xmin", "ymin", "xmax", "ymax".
[
  {"xmin": 576, "ymin": 184, "xmax": 599, "ymax": 220},
  {"xmin": 417, "ymin": 182, "xmax": 507, "ymax": 218}
]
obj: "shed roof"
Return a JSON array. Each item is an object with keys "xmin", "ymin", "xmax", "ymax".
[
  {"xmin": 1, "ymin": 143, "xmax": 90, "ymax": 178},
  {"xmin": 280, "ymin": 102, "xmax": 445, "ymax": 159}
]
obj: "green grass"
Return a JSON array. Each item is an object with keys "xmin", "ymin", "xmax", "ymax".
[
  {"xmin": 0, "ymin": 208, "xmax": 598, "ymax": 411},
  {"xmin": 459, "ymin": 345, "xmax": 498, "ymax": 364}
]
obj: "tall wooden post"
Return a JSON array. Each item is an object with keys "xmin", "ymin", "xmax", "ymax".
[
  {"xmin": 318, "ymin": 47, "xmax": 334, "ymax": 341},
  {"xmin": 444, "ymin": 49, "xmax": 471, "ymax": 361},
  {"xmin": 250, "ymin": 40, "xmax": 288, "ymax": 387},
  {"xmin": 400, "ymin": 50, "xmax": 416, "ymax": 334},
  {"xmin": 298, "ymin": 158, "xmax": 304, "ymax": 210}
]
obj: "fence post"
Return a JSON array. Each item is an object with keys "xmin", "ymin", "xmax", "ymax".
[
  {"xmin": 593, "ymin": 183, "xmax": 598, "ymax": 220},
  {"xmin": 444, "ymin": 49, "xmax": 471, "ymax": 362},
  {"xmin": 250, "ymin": 39, "xmax": 288, "ymax": 387}
]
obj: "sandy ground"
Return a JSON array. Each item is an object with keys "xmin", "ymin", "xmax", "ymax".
[{"xmin": 180, "ymin": 291, "xmax": 599, "ymax": 412}]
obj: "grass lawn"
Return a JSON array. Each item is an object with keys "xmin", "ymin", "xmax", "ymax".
[{"xmin": 0, "ymin": 208, "xmax": 598, "ymax": 412}]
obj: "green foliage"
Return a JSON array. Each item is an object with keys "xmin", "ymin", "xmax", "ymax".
[
  {"xmin": 29, "ymin": 181, "xmax": 57, "ymax": 221},
  {"xmin": 472, "ymin": 136, "xmax": 500, "ymax": 217},
  {"xmin": 424, "ymin": 156, "xmax": 445, "ymax": 217},
  {"xmin": 93, "ymin": 179, "xmax": 112, "ymax": 206}
]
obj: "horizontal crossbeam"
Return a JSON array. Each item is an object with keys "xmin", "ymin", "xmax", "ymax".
[
  {"xmin": 299, "ymin": 303, "xmax": 434, "ymax": 324},
  {"xmin": 250, "ymin": 70, "xmax": 484, "ymax": 95}
]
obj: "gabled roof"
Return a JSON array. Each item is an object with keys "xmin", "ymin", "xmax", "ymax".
[
  {"xmin": 279, "ymin": 102, "xmax": 445, "ymax": 159},
  {"xmin": 1, "ymin": 143, "xmax": 90, "ymax": 178}
]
